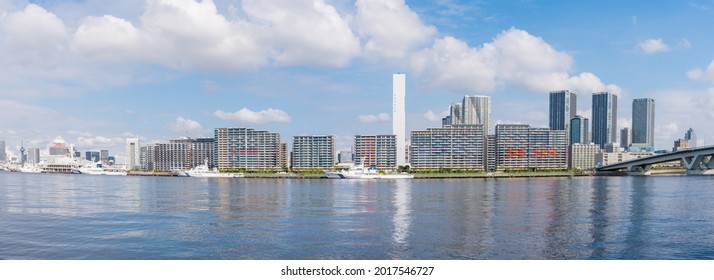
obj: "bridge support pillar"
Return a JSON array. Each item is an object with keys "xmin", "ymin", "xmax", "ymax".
[
  {"xmin": 627, "ymin": 164, "xmax": 651, "ymax": 176},
  {"xmin": 683, "ymin": 155, "xmax": 705, "ymax": 170},
  {"xmin": 683, "ymin": 155, "xmax": 714, "ymax": 175}
]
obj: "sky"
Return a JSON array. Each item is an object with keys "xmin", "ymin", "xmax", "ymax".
[{"xmin": 2, "ymin": 0, "xmax": 714, "ymax": 161}]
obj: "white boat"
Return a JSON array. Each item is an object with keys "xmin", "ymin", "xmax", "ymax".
[
  {"xmin": 76, "ymin": 161, "xmax": 127, "ymax": 176},
  {"xmin": 185, "ymin": 160, "xmax": 244, "ymax": 178},
  {"xmin": 324, "ymin": 161, "xmax": 413, "ymax": 179},
  {"xmin": 19, "ymin": 165, "xmax": 43, "ymax": 173}
]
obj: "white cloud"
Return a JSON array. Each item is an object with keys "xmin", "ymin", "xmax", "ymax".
[
  {"xmin": 213, "ymin": 108, "xmax": 291, "ymax": 124},
  {"xmin": 76, "ymin": 135, "xmax": 114, "ymax": 148},
  {"xmin": 68, "ymin": 0, "xmax": 265, "ymax": 71},
  {"xmin": 355, "ymin": 0, "xmax": 437, "ymax": 59},
  {"xmin": 71, "ymin": 15, "xmax": 142, "ymax": 62},
  {"xmin": 410, "ymin": 28, "xmax": 621, "ymax": 95},
  {"xmin": 646, "ymin": 88, "xmax": 714, "ymax": 149},
  {"xmin": 687, "ymin": 59, "xmax": 714, "ymax": 81},
  {"xmin": 169, "ymin": 117, "xmax": 202, "ymax": 132},
  {"xmin": 242, "ymin": 0, "xmax": 360, "ymax": 67},
  {"xmin": 423, "ymin": 110, "xmax": 448, "ymax": 122},
  {"xmin": 70, "ymin": 0, "xmax": 362, "ymax": 70},
  {"xmin": 0, "ymin": 4, "xmax": 68, "ymax": 68},
  {"xmin": 655, "ymin": 122, "xmax": 679, "ymax": 145},
  {"xmin": 638, "ymin": 38, "xmax": 670, "ymax": 54},
  {"xmin": 357, "ymin": 113, "xmax": 391, "ymax": 123}
]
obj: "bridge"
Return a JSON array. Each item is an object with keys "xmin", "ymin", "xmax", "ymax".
[{"xmin": 595, "ymin": 145, "xmax": 714, "ymax": 176}]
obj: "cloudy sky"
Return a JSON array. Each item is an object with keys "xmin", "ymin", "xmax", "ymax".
[{"xmin": 1, "ymin": 0, "xmax": 714, "ymax": 159}]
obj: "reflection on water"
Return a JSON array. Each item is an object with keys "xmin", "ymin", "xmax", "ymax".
[
  {"xmin": 1, "ymin": 172, "xmax": 714, "ymax": 259},
  {"xmin": 390, "ymin": 179, "xmax": 411, "ymax": 258}
]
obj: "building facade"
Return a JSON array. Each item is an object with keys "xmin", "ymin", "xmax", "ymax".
[
  {"xmin": 569, "ymin": 143, "xmax": 601, "ymax": 170},
  {"xmin": 596, "ymin": 151, "xmax": 653, "ymax": 166},
  {"xmin": 189, "ymin": 138, "xmax": 216, "ymax": 168},
  {"xmin": 570, "ymin": 115, "xmax": 589, "ymax": 144},
  {"xmin": 495, "ymin": 124, "xmax": 568, "ymax": 171},
  {"xmin": 126, "ymin": 137, "xmax": 141, "ymax": 170},
  {"xmin": 462, "ymin": 95, "xmax": 491, "ymax": 133},
  {"xmin": 150, "ymin": 142, "xmax": 189, "ymax": 172},
  {"xmin": 549, "ymin": 90, "xmax": 577, "ymax": 137},
  {"xmin": 486, "ymin": 134, "xmax": 497, "ymax": 172},
  {"xmin": 673, "ymin": 139, "xmax": 690, "ymax": 152},
  {"xmin": 449, "ymin": 103, "xmax": 463, "ymax": 125},
  {"xmin": 592, "ymin": 92, "xmax": 618, "ymax": 148},
  {"xmin": 214, "ymin": 128, "xmax": 282, "ymax": 171},
  {"xmin": 393, "ymin": 73, "xmax": 407, "ymax": 167},
  {"xmin": 632, "ymin": 98, "xmax": 655, "ymax": 148},
  {"xmin": 409, "ymin": 125, "xmax": 485, "ymax": 171},
  {"xmin": 27, "ymin": 147, "xmax": 41, "ymax": 165},
  {"xmin": 85, "ymin": 151, "xmax": 100, "ymax": 162},
  {"xmin": 620, "ymin": 127, "xmax": 632, "ymax": 150},
  {"xmin": 279, "ymin": 143, "xmax": 289, "ymax": 170},
  {"xmin": 685, "ymin": 128, "xmax": 697, "ymax": 148},
  {"xmin": 100, "ymin": 150, "xmax": 109, "ymax": 165},
  {"xmin": 354, "ymin": 135, "xmax": 397, "ymax": 170},
  {"xmin": 338, "ymin": 150, "xmax": 353, "ymax": 163},
  {"xmin": 291, "ymin": 135, "xmax": 335, "ymax": 170}
]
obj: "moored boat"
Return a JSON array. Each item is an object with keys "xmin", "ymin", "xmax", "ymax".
[
  {"xmin": 184, "ymin": 160, "xmax": 244, "ymax": 178},
  {"xmin": 324, "ymin": 161, "xmax": 413, "ymax": 179},
  {"xmin": 76, "ymin": 161, "xmax": 127, "ymax": 176}
]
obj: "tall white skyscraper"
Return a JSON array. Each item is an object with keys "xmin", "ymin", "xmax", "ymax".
[
  {"xmin": 126, "ymin": 137, "xmax": 141, "ymax": 170},
  {"xmin": 393, "ymin": 73, "xmax": 406, "ymax": 167},
  {"xmin": 462, "ymin": 95, "xmax": 491, "ymax": 134}
]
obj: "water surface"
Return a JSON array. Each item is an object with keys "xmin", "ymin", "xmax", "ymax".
[{"xmin": 1, "ymin": 172, "xmax": 713, "ymax": 259}]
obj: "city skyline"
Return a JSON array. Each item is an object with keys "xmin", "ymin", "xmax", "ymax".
[{"xmin": 2, "ymin": 0, "xmax": 714, "ymax": 158}]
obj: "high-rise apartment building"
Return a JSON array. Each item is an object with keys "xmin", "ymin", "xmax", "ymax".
[
  {"xmin": 126, "ymin": 137, "xmax": 141, "ymax": 170},
  {"xmin": 27, "ymin": 147, "xmax": 41, "ymax": 165},
  {"xmin": 495, "ymin": 124, "xmax": 568, "ymax": 171},
  {"xmin": 685, "ymin": 128, "xmax": 697, "ymax": 148},
  {"xmin": 570, "ymin": 115, "xmax": 590, "ymax": 144},
  {"xmin": 549, "ymin": 90, "xmax": 577, "ymax": 137},
  {"xmin": 85, "ymin": 151, "xmax": 100, "ymax": 162},
  {"xmin": 291, "ymin": 135, "xmax": 335, "ymax": 170},
  {"xmin": 620, "ymin": 127, "xmax": 632, "ymax": 150},
  {"xmin": 150, "ymin": 142, "xmax": 189, "ymax": 172},
  {"xmin": 569, "ymin": 143, "xmax": 601, "ymax": 170},
  {"xmin": 279, "ymin": 143, "xmax": 289, "ymax": 169},
  {"xmin": 591, "ymin": 92, "xmax": 618, "ymax": 149},
  {"xmin": 100, "ymin": 150, "xmax": 109, "ymax": 165},
  {"xmin": 338, "ymin": 150, "xmax": 353, "ymax": 163},
  {"xmin": 189, "ymin": 138, "xmax": 215, "ymax": 168},
  {"xmin": 462, "ymin": 95, "xmax": 491, "ymax": 133},
  {"xmin": 632, "ymin": 98, "xmax": 655, "ymax": 148},
  {"xmin": 409, "ymin": 125, "xmax": 485, "ymax": 171},
  {"xmin": 354, "ymin": 135, "xmax": 397, "ymax": 170},
  {"xmin": 673, "ymin": 139, "xmax": 690, "ymax": 152},
  {"xmin": 393, "ymin": 73, "xmax": 407, "ymax": 167},
  {"xmin": 449, "ymin": 103, "xmax": 463, "ymax": 125},
  {"xmin": 214, "ymin": 128, "xmax": 282, "ymax": 171},
  {"xmin": 486, "ymin": 135, "xmax": 497, "ymax": 172}
]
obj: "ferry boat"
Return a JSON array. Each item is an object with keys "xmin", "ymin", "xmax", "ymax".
[
  {"xmin": 184, "ymin": 160, "xmax": 244, "ymax": 178},
  {"xmin": 324, "ymin": 161, "xmax": 413, "ymax": 179},
  {"xmin": 76, "ymin": 161, "xmax": 127, "ymax": 176}
]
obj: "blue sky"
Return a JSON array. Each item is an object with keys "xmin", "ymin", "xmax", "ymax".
[{"xmin": 2, "ymin": 0, "xmax": 714, "ymax": 161}]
